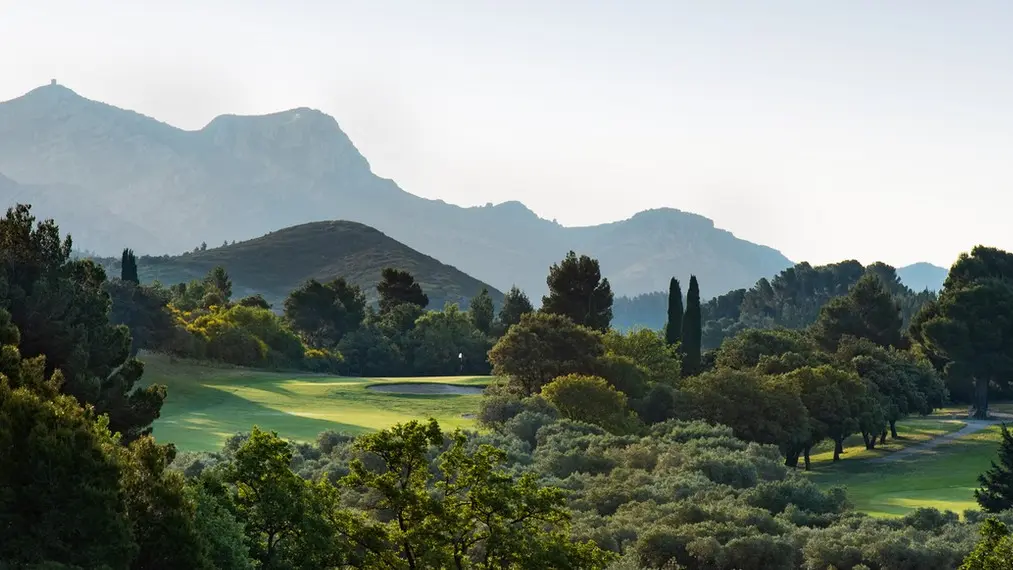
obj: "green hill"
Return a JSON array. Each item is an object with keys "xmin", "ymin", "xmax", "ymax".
[{"xmin": 93, "ymin": 220, "xmax": 503, "ymax": 309}]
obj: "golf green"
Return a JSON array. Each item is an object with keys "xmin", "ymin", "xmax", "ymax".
[{"xmin": 142, "ymin": 354, "xmax": 491, "ymax": 451}]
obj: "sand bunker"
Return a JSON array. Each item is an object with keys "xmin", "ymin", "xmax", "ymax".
[{"xmin": 367, "ymin": 383, "xmax": 484, "ymax": 396}]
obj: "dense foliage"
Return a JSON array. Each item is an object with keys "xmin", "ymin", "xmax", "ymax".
[{"xmin": 614, "ymin": 260, "xmax": 937, "ymax": 350}]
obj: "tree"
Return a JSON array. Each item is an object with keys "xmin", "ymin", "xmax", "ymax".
[
  {"xmin": 811, "ymin": 273, "xmax": 903, "ymax": 351},
  {"xmin": 121, "ymin": 437, "xmax": 211, "ymax": 569},
  {"xmin": 0, "ymin": 204, "xmax": 165, "ymax": 441},
  {"xmin": 0, "ymin": 334, "xmax": 136, "ymax": 567},
  {"xmin": 121, "ymin": 247, "xmax": 139, "ymax": 283},
  {"xmin": 224, "ymin": 427, "xmax": 359, "ymax": 568},
  {"xmin": 499, "ymin": 285, "xmax": 534, "ymax": 328},
  {"xmin": 681, "ymin": 275, "xmax": 702, "ymax": 375},
  {"xmin": 105, "ymin": 280, "xmax": 176, "ymax": 356},
  {"xmin": 775, "ymin": 365, "xmax": 869, "ymax": 467},
  {"xmin": 344, "ymin": 419, "xmax": 613, "ymax": 569},
  {"xmin": 205, "ymin": 265, "xmax": 233, "ymax": 303},
  {"xmin": 410, "ymin": 303, "xmax": 491, "ymax": 375},
  {"xmin": 541, "ymin": 251, "xmax": 614, "ymax": 332},
  {"xmin": 974, "ymin": 423, "xmax": 1013, "ymax": 513},
  {"xmin": 911, "ymin": 246, "xmax": 1013, "ymax": 418},
  {"xmin": 542, "ymin": 374, "xmax": 634, "ymax": 433},
  {"xmin": 469, "ymin": 287, "xmax": 495, "ymax": 335},
  {"xmin": 602, "ymin": 328, "xmax": 681, "ymax": 384},
  {"xmin": 284, "ymin": 278, "xmax": 367, "ymax": 347},
  {"xmin": 237, "ymin": 294, "xmax": 272, "ymax": 310},
  {"xmin": 679, "ymin": 368, "xmax": 810, "ymax": 463},
  {"xmin": 488, "ymin": 311, "xmax": 604, "ymax": 395},
  {"xmin": 960, "ymin": 518, "xmax": 1013, "ymax": 569},
  {"xmin": 665, "ymin": 277, "xmax": 683, "ymax": 346},
  {"xmin": 377, "ymin": 268, "xmax": 429, "ymax": 315}
]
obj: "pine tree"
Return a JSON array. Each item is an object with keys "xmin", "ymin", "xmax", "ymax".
[
  {"xmin": 664, "ymin": 277, "xmax": 683, "ymax": 346},
  {"xmin": 975, "ymin": 423, "xmax": 1013, "ymax": 512},
  {"xmin": 541, "ymin": 251, "xmax": 613, "ymax": 332},
  {"xmin": 120, "ymin": 248, "xmax": 139, "ymax": 284},
  {"xmin": 681, "ymin": 275, "xmax": 702, "ymax": 375}
]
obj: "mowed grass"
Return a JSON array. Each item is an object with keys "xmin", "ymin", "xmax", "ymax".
[
  {"xmin": 807, "ymin": 418, "xmax": 966, "ymax": 466},
  {"xmin": 141, "ymin": 354, "xmax": 491, "ymax": 451},
  {"xmin": 808, "ymin": 421, "xmax": 1004, "ymax": 518}
]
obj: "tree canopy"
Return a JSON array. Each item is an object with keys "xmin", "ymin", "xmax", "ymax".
[
  {"xmin": 0, "ymin": 204, "xmax": 165, "ymax": 441},
  {"xmin": 541, "ymin": 251, "xmax": 613, "ymax": 332}
]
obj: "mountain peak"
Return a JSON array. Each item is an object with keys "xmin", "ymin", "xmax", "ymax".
[{"xmin": 6, "ymin": 80, "xmax": 86, "ymax": 106}]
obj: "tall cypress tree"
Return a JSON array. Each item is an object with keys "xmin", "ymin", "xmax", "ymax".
[
  {"xmin": 681, "ymin": 275, "xmax": 702, "ymax": 375},
  {"xmin": 120, "ymin": 248, "xmax": 139, "ymax": 284},
  {"xmin": 665, "ymin": 277, "xmax": 683, "ymax": 346},
  {"xmin": 976, "ymin": 423, "xmax": 1013, "ymax": 512}
]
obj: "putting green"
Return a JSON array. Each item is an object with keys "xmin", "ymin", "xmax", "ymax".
[
  {"xmin": 807, "ymin": 421, "xmax": 1004, "ymax": 518},
  {"xmin": 141, "ymin": 354, "xmax": 491, "ymax": 451}
]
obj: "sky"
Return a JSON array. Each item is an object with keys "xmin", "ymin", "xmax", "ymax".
[{"xmin": 1, "ymin": 0, "xmax": 1011, "ymax": 268}]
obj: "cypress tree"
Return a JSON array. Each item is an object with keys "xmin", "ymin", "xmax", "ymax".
[
  {"xmin": 120, "ymin": 248, "xmax": 139, "ymax": 284},
  {"xmin": 975, "ymin": 423, "xmax": 1013, "ymax": 512},
  {"xmin": 681, "ymin": 275, "xmax": 702, "ymax": 375},
  {"xmin": 664, "ymin": 277, "xmax": 683, "ymax": 346}
]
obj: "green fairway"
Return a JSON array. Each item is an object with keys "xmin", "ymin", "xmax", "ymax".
[
  {"xmin": 142, "ymin": 354, "xmax": 491, "ymax": 451},
  {"xmin": 808, "ymin": 422, "xmax": 1004, "ymax": 518},
  {"xmin": 807, "ymin": 418, "xmax": 967, "ymax": 466}
]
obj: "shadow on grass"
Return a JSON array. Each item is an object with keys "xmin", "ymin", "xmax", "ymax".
[{"xmin": 155, "ymin": 381, "xmax": 369, "ymax": 452}]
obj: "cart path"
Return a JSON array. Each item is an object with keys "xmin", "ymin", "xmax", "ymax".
[{"xmin": 868, "ymin": 413, "xmax": 1013, "ymax": 465}]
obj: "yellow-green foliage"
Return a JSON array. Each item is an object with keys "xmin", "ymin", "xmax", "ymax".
[{"xmin": 170, "ymin": 303, "xmax": 334, "ymax": 370}]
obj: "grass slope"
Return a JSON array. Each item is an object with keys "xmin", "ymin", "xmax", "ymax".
[
  {"xmin": 142, "ymin": 354, "xmax": 490, "ymax": 451},
  {"xmin": 808, "ymin": 417, "xmax": 1003, "ymax": 518},
  {"xmin": 95, "ymin": 221, "xmax": 503, "ymax": 309}
]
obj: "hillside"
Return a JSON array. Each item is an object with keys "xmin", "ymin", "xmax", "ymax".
[
  {"xmin": 897, "ymin": 262, "xmax": 948, "ymax": 292},
  {"xmin": 93, "ymin": 221, "xmax": 503, "ymax": 309},
  {"xmin": 0, "ymin": 82, "xmax": 793, "ymax": 298}
]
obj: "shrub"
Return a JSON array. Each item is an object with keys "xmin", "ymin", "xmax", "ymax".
[
  {"xmin": 207, "ymin": 327, "xmax": 267, "ymax": 366},
  {"xmin": 543, "ymin": 374, "xmax": 634, "ymax": 434}
]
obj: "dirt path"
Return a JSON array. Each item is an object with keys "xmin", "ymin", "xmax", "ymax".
[{"xmin": 868, "ymin": 413, "xmax": 1013, "ymax": 465}]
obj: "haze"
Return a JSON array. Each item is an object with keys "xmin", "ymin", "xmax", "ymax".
[{"xmin": 2, "ymin": 0, "xmax": 1010, "ymax": 268}]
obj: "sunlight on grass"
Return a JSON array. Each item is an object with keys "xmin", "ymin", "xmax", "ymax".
[
  {"xmin": 807, "ymin": 418, "xmax": 965, "ymax": 465},
  {"xmin": 808, "ymin": 424, "xmax": 1003, "ymax": 518},
  {"xmin": 141, "ymin": 353, "xmax": 493, "ymax": 451}
]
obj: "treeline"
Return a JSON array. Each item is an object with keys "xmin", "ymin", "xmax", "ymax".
[
  {"xmin": 483, "ymin": 272, "xmax": 946, "ymax": 469},
  {"xmin": 613, "ymin": 260, "xmax": 938, "ymax": 349}
]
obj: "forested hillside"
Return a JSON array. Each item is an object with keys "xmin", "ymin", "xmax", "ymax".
[
  {"xmin": 91, "ymin": 220, "xmax": 502, "ymax": 310},
  {"xmin": 614, "ymin": 260, "xmax": 937, "ymax": 348}
]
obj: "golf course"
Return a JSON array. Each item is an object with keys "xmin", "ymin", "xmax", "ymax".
[
  {"xmin": 142, "ymin": 353, "xmax": 491, "ymax": 451},
  {"xmin": 145, "ymin": 352, "xmax": 1012, "ymax": 519},
  {"xmin": 806, "ymin": 413, "xmax": 1006, "ymax": 517}
]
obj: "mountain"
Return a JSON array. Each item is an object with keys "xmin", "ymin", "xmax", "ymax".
[
  {"xmin": 897, "ymin": 262, "xmax": 948, "ymax": 292},
  {"xmin": 91, "ymin": 220, "xmax": 503, "ymax": 310},
  {"xmin": 0, "ymin": 82, "xmax": 793, "ymax": 298}
]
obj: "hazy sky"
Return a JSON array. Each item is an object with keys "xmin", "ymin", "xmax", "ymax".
[{"xmin": 2, "ymin": 1, "xmax": 1011, "ymax": 268}]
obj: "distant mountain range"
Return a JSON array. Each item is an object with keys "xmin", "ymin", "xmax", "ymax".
[
  {"xmin": 896, "ymin": 262, "xmax": 948, "ymax": 292},
  {"xmin": 0, "ymin": 82, "xmax": 793, "ymax": 299},
  {"xmin": 91, "ymin": 221, "xmax": 502, "ymax": 310}
]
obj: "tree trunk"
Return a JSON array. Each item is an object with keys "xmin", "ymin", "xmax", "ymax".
[
  {"xmin": 890, "ymin": 420, "xmax": 898, "ymax": 439},
  {"xmin": 803, "ymin": 446, "xmax": 811, "ymax": 471},
  {"xmin": 879, "ymin": 430, "xmax": 887, "ymax": 445},
  {"xmin": 973, "ymin": 377, "xmax": 990, "ymax": 419},
  {"xmin": 784, "ymin": 449, "xmax": 800, "ymax": 468},
  {"xmin": 833, "ymin": 439, "xmax": 844, "ymax": 462},
  {"xmin": 861, "ymin": 432, "xmax": 871, "ymax": 449}
]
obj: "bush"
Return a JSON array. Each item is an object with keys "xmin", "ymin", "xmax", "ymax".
[
  {"xmin": 543, "ymin": 374, "xmax": 635, "ymax": 434},
  {"xmin": 303, "ymin": 348, "xmax": 342, "ymax": 373},
  {"xmin": 207, "ymin": 327, "xmax": 267, "ymax": 366}
]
